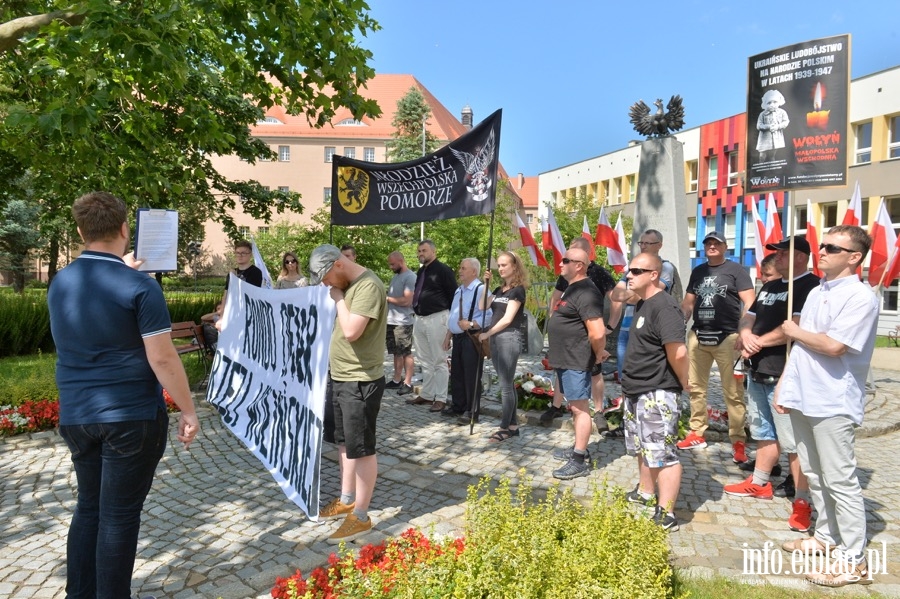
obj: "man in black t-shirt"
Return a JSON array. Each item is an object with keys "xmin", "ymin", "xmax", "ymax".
[
  {"xmin": 547, "ymin": 247, "xmax": 609, "ymax": 480},
  {"xmin": 223, "ymin": 240, "xmax": 263, "ymax": 305},
  {"xmin": 725, "ymin": 237, "xmax": 819, "ymax": 534},
  {"xmin": 620, "ymin": 253, "xmax": 688, "ymax": 531}
]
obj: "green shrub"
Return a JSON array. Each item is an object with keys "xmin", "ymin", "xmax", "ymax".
[
  {"xmin": 0, "ymin": 293, "xmax": 54, "ymax": 358},
  {"xmin": 165, "ymin": 291, "xmax": 222, "ymax": 323},
  {"xmin": 0, "ymin": 352, "xmax": 59, "ymax": 404}
]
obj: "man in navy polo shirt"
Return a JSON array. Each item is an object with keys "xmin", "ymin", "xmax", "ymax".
[{"xmin": 49, "ymin": 191, "xmax": 200, "ymax": 599}]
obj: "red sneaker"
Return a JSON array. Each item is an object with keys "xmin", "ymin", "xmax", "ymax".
[
  {"xmin": 732, "ymin": 441, "xmax": 749, "ymax": 464},
  {"xmin": 676, "ymin": 431, "xmax": 707, "ymax": 450},
  {"xmin": 788, "ymin": 498, "xmax": 812, "ymax": 532},
  {"xmin": 723, "ymin": 475, "xmax": 773, "ymax": 499}
]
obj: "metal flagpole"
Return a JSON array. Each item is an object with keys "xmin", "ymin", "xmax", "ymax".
[{"xmin": 470, "ymin": 208, "xmax": 496, "ymax": 435}]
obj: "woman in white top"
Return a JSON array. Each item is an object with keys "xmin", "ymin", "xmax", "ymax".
[{"xmin": 275, "ymin": 251, "xmax": 309, "ymax": 289}]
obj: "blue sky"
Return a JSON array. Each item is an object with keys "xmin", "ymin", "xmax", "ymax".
[{"xmin": 364, "ymin": 0, "xmax": 898, "ymax": 177}]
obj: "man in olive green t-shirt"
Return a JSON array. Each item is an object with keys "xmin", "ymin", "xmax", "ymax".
[{"xmin": 309, "ymin": 244, "xmax": 387, "ymax": 543}]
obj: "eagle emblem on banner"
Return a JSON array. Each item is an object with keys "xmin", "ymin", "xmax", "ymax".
[
  {"xmin": 451, "ymin": 127, "xmax": 496, "ymax": 202},
  {"xmin": 337, "ymin": 166, "xmax": 370, "ymax": 213}
]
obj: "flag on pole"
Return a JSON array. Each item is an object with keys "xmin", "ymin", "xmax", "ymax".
[
  {"xmin": 608, "ymin": 213, "xmax": 628, "ymax": 274},
  {"xmin": 541, "ymin": 217, "xmax": 550, "ymax": 253},
  {"xmin": 516, "ymin": 213, "xmax": 550, "ymax": 269},
  {"xmin": 594, "ymin": 206, "xmax": 618, "ymax": 251},
  {"xmin": 545, "ymin": 206, "xmax": 566, "ymax": 275},
  {"xmin": 842, "ymin": 181, "xmax": 862, "ymax": 226},
  {"xmin": 581, "ymin": 215, "xmax": 596, "ymax": 260},
  {"xmin": 764, "ymin": 193, "xmax": 783, "ymax": 247},
  {"xmin": 750, "ymin": 197, "xmax": 767, "ymax": 272},
  {"xmin": 883, "ymin": 234, "xmax": 900, "ymax": 288},
  {"xmin": 868, "ymin": 198, "xmax": 898, "ymax": 287},
  {"xmin": 806, "ymin": 199, "xmax": 822, "ymax": 278},
  {"xmin": 250, "ymin": 237, "xmax": 273, "ymax": 289}
]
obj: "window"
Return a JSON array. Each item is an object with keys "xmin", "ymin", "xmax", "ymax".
[
  {"xmin": 822, "ymin": 202, "xmax": 838, "ymax": 228},
  {"xmin": 257, "ymin": 226, "xmax": 269, "ymax": 235},
  {"xmin": 278, "ymin": 186, "xmax": 290, "ymax": 193},
  {"xmin": 727, "ymin": 151, "xmax": 740, "ymax": 187},
  {"xmin": 261, "ymin": 185, "xmax": 270, "ymax": 191},
  {"xmin": 324, "ymin": 147, "xmax": 336, "ymax": 162},
  {"xmin": 855, "ymin": 121, "xmax": 872, "ymax": 164},
  {"xmin": 600, "ymin": 181, "xmax": 609, "ymax": 203},
  {"xmin": 890, "ymin": 116, "xmax": 900, "ymax": 159},
  {"xmin": 627, "ymin": 175, "xmax": 636, "ymax": 202},
  {"xmin": 336, "ymin": 118, "xmax": 365, "ymax": 126},
  {"xmin": 238, "ymin": 226, "xmax": 250, "ymax": 236},
  {"xmin": 343, "ymin": 147, "xmax": 355, "ymax": 159},
  {"xmin": 794, "ymin": 205, "xmax": 808, "ymax": 232},
  {"xmin": 324, "ymin": 187, "xmax": 332, "ymax": 204},
  {"xmin": 687, "ymin": 160, "xmax": 698, "ymax": 192},
  {"xmin": 707, "ymin": 156, "xmax": 718, "ymax": 189},
  {"xmin": 724, "ymin": 213, "xmax": 736, "ymax": 245},
  {"xmin": 278, "ymin": 145, "xmax": 290, "ymax": 162},
  {"xmin": 364, "ymin": 147, "xmax": 375, "ymax": 162},
  {"xmin": 259, "ymin": 116, "xmax": 283, "ymax": 124},
  {"xmin": 526, "ymin": 214, "xmax": 534, "ymax": 224},
  {"xmin": 614, "ymin": 178, "xmax": 622, "ymax": 204}
]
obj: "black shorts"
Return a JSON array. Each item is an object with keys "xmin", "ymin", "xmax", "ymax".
[{"xmin": 331, "ymin": 377, "xmax": 385, "ymax": 459}]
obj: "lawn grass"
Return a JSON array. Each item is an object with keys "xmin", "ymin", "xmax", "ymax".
[{"xmin": 673, "ymin": 572, "xmax": 889, "ymax": 597}]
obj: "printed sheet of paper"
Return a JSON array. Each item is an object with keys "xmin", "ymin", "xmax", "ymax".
[{"xmin": 134, "ymin": 209, "xmax": 178, "ymax": 272}]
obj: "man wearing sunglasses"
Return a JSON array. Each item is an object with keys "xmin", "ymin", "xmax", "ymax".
[
  {"xmin": 776, "ymin": 225, "xmax": 879, "ymax": 587},
  {"xmin": 679, "ymin": 231, "xmax": 755, "ymax": 463}
]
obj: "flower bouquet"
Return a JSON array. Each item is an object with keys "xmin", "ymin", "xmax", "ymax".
[{"xmin": 514, "ymin": 372, "xmax": 554, "ymax": 411}]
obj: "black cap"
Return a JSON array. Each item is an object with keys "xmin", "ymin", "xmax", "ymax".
[
  {"xmin": 703, "ymin": 231, "xmax": 726, "ymax": 244},
  {"xmin": 766, "ymin": 236, "xmax": 811, "ymax": 255}
]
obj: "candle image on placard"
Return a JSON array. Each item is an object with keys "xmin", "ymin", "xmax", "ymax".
[{"xmin": 806, "ymin": 82, "xmax": 830, "ymax": 130}]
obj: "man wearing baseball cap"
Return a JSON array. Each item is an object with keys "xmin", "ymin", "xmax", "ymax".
[
  {"xmin": 679, "ymin": 231, "xmax": 755, "ymax": 463},
  {"xmin": 309, "ymin": 244, "xmax": 387, "ymax": 543}
]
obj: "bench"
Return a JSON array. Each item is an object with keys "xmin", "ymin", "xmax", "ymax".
[
  {"xmin": 889, "ymin": 325, "xmax": 900, "ymax": 347},
  {"xmin": 170, "ymin": 321, "xmax": 210, "ymax": 374}
]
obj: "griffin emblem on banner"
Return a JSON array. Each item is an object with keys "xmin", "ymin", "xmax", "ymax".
[
  {"xmin": 629, "ymin": 95, "xmax": 685, "ymax": 138},
  {"xmin": 450, "ymin": 126, "xmax": 496, "ymax": 202},
  {"xmin": 337, "ymin": 166, "xmax": 370, "ymax": 213}
]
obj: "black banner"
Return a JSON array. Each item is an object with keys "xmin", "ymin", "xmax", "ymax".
[
  {"xmin": 745, "ymin": 35, "xmax": 850, "ymax": 193},
  {"xmin": 330, "ymin": 109, "xmax": 502, "ymax": 225}
]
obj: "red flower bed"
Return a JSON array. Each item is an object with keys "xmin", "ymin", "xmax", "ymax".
[{"xmin": 0, "ymin": 400, "xmax": 60, "ymax": 436}]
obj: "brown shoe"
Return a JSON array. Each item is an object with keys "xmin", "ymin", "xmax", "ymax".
[
  {"xmin": 781, "ymin": 536, "xmax": 832, "ymax": 555},
  {"xmin": 319, "ymin": 497, "xmax": 354, "ymax": 520},
  {"xmin": 327, "ymin": 513, "xmax": 373, "ymax": 544},
  {"xmin": 806, "ymin": 560, "xmax": 873, "ymax": 586},
  {"xmin": 405, "ymin": 396, "xmax": 431, "ymax": 405},
  {"xmin": 429, "ymin": 401, "xmax": 446, "ymax": 413}
]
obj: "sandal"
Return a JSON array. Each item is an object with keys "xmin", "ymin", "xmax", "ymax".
[{"xmin": 488, "ymin": 428, "xmax": 519, "ymax": 443}]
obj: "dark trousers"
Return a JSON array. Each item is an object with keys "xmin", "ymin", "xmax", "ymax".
[
  {"xmin": 59, "ymin": 408, "xmax": 168, "ymax": 599},
  {"xmin": 450, "ymin": 333, "xmax": 483, "ymax": 414}
]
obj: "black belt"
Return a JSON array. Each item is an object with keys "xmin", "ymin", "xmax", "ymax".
[
  {"xmin": 452, "ymin": 332, "xmax": 469, "ymax": 339},
  {"xmin": 749, "ymin": 369, "xmax": 779, "ymax": 384}
]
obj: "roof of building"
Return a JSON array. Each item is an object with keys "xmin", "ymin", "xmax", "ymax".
[
  {"xmin": 508, "ymin": 174, "xmax": 539, "ymax": 208},
  {"xmin": 252, "ymin": 74, "xmax": 472, "ymax": 141}
]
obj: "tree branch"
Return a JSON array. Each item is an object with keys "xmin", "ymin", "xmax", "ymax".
[{"xmin": 0, "ymin": 10, "xmax": 86, "ymax": 54}]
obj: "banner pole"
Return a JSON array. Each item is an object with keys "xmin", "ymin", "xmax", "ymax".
[
  {"xmin": 470, "ymin": 208, "xmax": 496, "ymax": 435},
  {"xmin": 329, "ymin": 223, "xmax": 333, "ymax": 245}
]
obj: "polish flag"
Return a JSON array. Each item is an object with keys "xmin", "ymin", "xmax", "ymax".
[
  {"xmin": 868, "ymin": 198, "xmax": 898, "ymax": 287},
  {"xmin": 805, "ymin": 199, "xmax": 822, "ymax": 277},
  {"xmin": 883, "ymin": 234, "xmax": 900, "ymax": 288},
  {"xmin": 581, "ymin": 215, "xmax": 596, "ymax": 260},
  {"xmin": 541, "ymin": 216, "xmax": 550, "ymax": 252},
  {"xmin": 842, "ymin": 181, "xmax": 862, "ymax": 226},
  {"xmin": 516, "ymin": 213, "xmax": 550, "ymax": 269},
  {"xmin": 750, "ymin": 197, "xmax": 767, "ymax": 272},
  {"xmin": 250, "ymin": 237, "xmax": 273, "ymax": 289},
  {"xmin": 594, "ymin": 206, "xmax": 618, "ymax": 251},
  {"xmin": 608, "ymin": 213, "xmax": 628, "ymax": 274},
  {"xmin": 764, "ymin": 193, "xmax": 783, "ymax": 247},
  {"xmin": 545, "ymin": 206, "xmax": 566, "ymax": 275}
]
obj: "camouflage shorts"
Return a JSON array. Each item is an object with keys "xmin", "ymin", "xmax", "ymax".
[
  {"xmin": 386, "ymin": 324, "xmax": 413, "ymax": 356},
  {"xmin": 623, "ymin": 390, "xmax": 681, "ymax": 468}
]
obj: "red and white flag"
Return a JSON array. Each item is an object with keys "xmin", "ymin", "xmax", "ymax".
[
  {"xmin": 541, "ymin": 216, "xmax": 550, "ymax": 253},
  {"xmin": 516, "ymin": 213, "xmax": 550, "ymax": 269},
  {"xmin": 805, "ymin": 199, "xmax": 822, "ymax": 277},
  {"xmin": 581, "ymin": 215, "xmax": 596, "ymax": 260},
  {"xmin": 868, "ymin": 198, "xmax": 898, "ymax": 287},
  {"xmin": 883, "ymin": 234, "xmax": 900, "ymax": 288},
  {"xmin": 750, "ymin": 197, "xmax": 768, "ymax": 272},
  {"xmin": 545, "ymin": 206, "xmax": 566, "ymax": 275},
  {"xmin": 594, "ymin": 206, "xmax": 618, "ymax": 252},
  {"xmin": 607, "ymin": 213, "xmax": 628, "ymax": 274},
  {"xmin": 764, "ymin": 193, "xmax": 783, "ymax": 247},
  {"xmin": 842, "ymin": 181, "xmax": 862, "ymax": 226}
]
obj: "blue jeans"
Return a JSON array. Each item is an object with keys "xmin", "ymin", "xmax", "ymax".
[
  {"xmin": 59, "ymin": 408, "xmax": 168, "ymax": 599},
  {"xmin": 491, "ymin": 329, "xmax": 521, "ymax": 429}
]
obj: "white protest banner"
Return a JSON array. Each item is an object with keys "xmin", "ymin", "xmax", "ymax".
[{"xmin": 206, "ymin": 278, "xmax": 334, "ymax": 520}]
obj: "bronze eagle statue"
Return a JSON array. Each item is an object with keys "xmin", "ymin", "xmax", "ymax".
[{"xmin": 629, "ymin": 95, "xmax": 685, "ymax": 138}]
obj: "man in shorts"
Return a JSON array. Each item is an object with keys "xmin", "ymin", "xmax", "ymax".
[
  {"xmin": 309, "ymin": 244, "xmax": 387, "ymax": 543},
  {"xmin": 620, "ymin": 253, "xmax": 688, "ymax": 531},
  {"xmin": 385, "ymin": 251, "xmax": 416, "ymax": 395}
]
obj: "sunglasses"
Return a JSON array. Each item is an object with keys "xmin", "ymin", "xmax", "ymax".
[
  {"xmin": 637, "ymin": 241, "xmax": 660, "ymax": 246},
  {"xmin": 819, "ymin": 243, "xmax": 857, "ymax": 254},
  {"xmin": 561, "ymin": 257, "xmax": 583, "ymax": 265},
  {"xmin": 628, "ymin": 267, "xmax": 656, "ymax": 276},
  {"xmin": 284, "ymin": 259, "xmax": 297, "ymax": 264}
]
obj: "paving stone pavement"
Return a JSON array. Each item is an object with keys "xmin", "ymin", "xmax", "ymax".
[{"xmin": 3, "ymin": 356, "xmax": 900, "ymax": 598}]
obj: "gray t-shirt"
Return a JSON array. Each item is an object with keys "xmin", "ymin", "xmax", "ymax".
[{"xmin": 387, "ymin": 269, "xmax": 416, "ymax": 326}]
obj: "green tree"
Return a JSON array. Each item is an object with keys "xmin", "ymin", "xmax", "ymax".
[
  {"xmin": 385, "ymin": 86, "xmax": 441, "ymax": 163},
  {"xmin": 0, "ymin": 1, "xmax": 382, "ymax": 275},
  {"xmin": 0, "ymin": 199, "xmax": 43, "ymax": 292}
]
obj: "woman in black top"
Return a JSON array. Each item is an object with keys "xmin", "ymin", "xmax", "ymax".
[{"xmin": 480, "ymin": 251, "xmax": 528, "ymax": 442}]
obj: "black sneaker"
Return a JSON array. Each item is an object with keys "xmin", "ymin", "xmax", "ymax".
[
  {"xmin": 539, "ymin": 405, "xmax": 566, "ymax": 425},
  {"xmin": 397, "ymin": 383, "xmax": 413, "ymax": 396},
  {"xmin": 601, "ymin": 427, "xmax": 626, "ymax": 439},
  {"xmin": 456, "ymin": 412, "xmax": 478, "ymax": 425},
  {"xmin": 551, "ymin": 446, "xmax": 591, "ymax": 462},
  {"xmin": 593, "ymin": 413, "xmax": 609, "ymax": 434},
  {"xmin": 552, "ymin": 458, "xmax": 591, "ymax": 480},
  {"xmin": 652, "ymin": 506, "xmax": 679, "ymax": 531},
  {"xmin": 737, "ymin": 460, "xmax": 782, "ymax": 478},
  {"xmin": 385, "ymin": 379, "xmax": 402, "ymax": 389},
  {"xmin": 626, "ymin": 485, "xmax": 656, "ymax": 507},
  {"xmin": 774, "ymin": 473, "xmax": 795, "ymax": 498}
]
